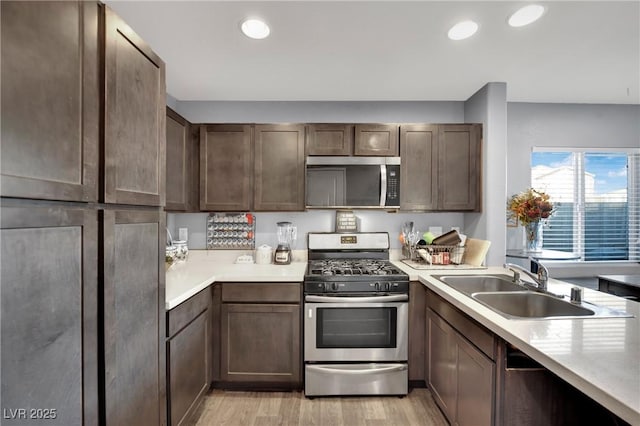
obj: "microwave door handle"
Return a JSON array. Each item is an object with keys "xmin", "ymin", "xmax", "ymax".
[{"xmin": 380, "ymin": 164, "xmax": 387, "ymax": 207}]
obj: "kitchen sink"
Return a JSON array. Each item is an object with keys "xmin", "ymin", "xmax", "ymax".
[
  {"xmin": 434, "ymin": 274, "xmax": 633, "ymax": 319},
  {"xmin": 472, "ymin": 291, "xmax": 595, "ymax": 318},
  {"xmin": 436, "ymin": 275, "xmax": 526, "ymax": 295}
]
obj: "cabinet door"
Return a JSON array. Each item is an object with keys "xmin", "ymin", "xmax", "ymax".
[
  {"xmin": 104, "ymin": 7, "xmax": 166, "ymax": 206},
  {"xmin": 168, "ymin": 311, "xmax": 210, "ymax": 426},
  {"xmin": 1, "ymin": 1, "xmax": 99, "ymax": 202},
  {"xmin": 427, "ymin": 309, "xmax": 457, "ymax": 423},
  {"xmin": 354, "ymin": 124, "xmax": 399, "ymax": 156},
  {"xmin": 254, "ymin": 124, "xmax": 305, "ymax": 211},
  {"xmin": 220, "ymin": 303, "xmax": 301, "ymax": 385},
  {"xmin": 200, "ymin": 125, "xmax": 253, "ymax": 211},
  {"xmin": 1, "ymin": 201, "xmax": 98, "ymax": 426},
  {"xmin": 437, "ymin": 124, "xmax": 481, "ymax": 211},
  {"xmin": 103, "ymin": 209, "xmax": 166, "ymax": 426},
  {"xmin": 165, "ymin": 108, "xmax": 191, "ymax": 211},
  {"xmin": 408, "ymin": 282, "xmax": 427, "ymax": 382},
  {"xmin": 306, "ymin": 124, "xmax": 354, "ymax": 155},
  {"xmin": 456, "ymin": 334, "xmax": 495, "ymax": 426},
  {"xmin": 400, "ymin": 124, "xmax": 438, "ymax": 210}
]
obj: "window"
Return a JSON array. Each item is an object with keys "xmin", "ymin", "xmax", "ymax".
[{"xmin": 531, "ymin": 148, "xmax": 640, "ymax": 262}]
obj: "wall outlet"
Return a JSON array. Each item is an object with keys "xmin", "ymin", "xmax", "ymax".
[{"xmin": 179, "ymin": 227, "xmax": 188, "ymax": 242}]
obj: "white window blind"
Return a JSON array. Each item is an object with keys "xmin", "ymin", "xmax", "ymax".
[{"xmin": 531, "ymin": 148, "xmax": 640, "ymax": 262}]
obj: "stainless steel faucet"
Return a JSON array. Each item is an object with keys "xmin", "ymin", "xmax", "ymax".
[{"xmin": 503, "ymin": 259, "xmax": 549, "ymax": 291}]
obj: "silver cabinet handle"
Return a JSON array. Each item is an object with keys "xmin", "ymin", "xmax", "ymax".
[{"xmin": 307, "ymin": 364, "xmax": 407, "ymax": 375}]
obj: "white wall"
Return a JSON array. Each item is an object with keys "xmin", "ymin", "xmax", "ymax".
[
  {"xmin": 506, "ymin": 102, "xmax": 640, "ymax": 276},
  {"xmin": 506, "ymin": 103, "xmax": 640, "ymax": 250},
  {"xmin": 175, "ymin": 100, "xmax": 463, "ymax": 124},
  {"xmin": 169, "ymin": 211, "xmax": 464, "ymax": 251},
  {"xmin": 506, "ymin": 103, "xmax": 640, "ymax": 195},
  {"xmin": 463, "ymin": 82, "xmax": 508, "ymax": 267}
]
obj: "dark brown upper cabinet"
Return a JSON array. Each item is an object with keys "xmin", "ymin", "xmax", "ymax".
[
  {"xmin": 166, "ymin": 108, "xmax": 197, "ymax": 212},
  {"xmin": 306, "ymin": 124, "xmax": 354, "ymax": 155},
  {"xmin": 104, "ymin": 7, "xmax": 166, "ymax": 207},
  {"xmin": 200, "ymin": 125, "xmax": 253, "ymax": 211},
  {"xmin": 0, "ymin": 1, "xmax": 99, "ymax": 202},
  {"xmin": 354, "ymin": 124, "xmax": 399, "ymax": 156},
  {"xmin": 254, "ymin": 124, "xmax": 306, "ymax": 211},
  {"xmin": 400, "ymin": 124, "xmax": 481, "ymax": 212},
  {"xmin": 438, "ymin": 124, "xmax": 481, "ymax": 211},
  {"xmin": 400, "ymin": 124, "xmax": 438, "ymax": 211}
]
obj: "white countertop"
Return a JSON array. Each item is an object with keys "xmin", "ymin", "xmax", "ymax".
[
  {"xmin": 392, "ymin": 262, "xmax": 640, "ymax": 425},
  {"xmin": 167, "ymin": 253, "xmax": 639, "ymax": 423},
  {"xmin": 165, "ymin": 250, "xmax": 307, "ymax": 309}
]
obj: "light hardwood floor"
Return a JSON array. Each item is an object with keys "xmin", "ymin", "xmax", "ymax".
[{"xmin": 194, "ymin": 388, "xmax": 448, "ymax": 426}]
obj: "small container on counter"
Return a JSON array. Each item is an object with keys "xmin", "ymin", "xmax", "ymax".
[{"xmin": 173, "ymin": 240, "xmax": 188, "ymax": 261}]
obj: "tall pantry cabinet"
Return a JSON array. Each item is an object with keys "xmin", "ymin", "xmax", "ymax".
[{"xmin": 1, "ymin": 2, "xmax": 166, "ymax": 426}]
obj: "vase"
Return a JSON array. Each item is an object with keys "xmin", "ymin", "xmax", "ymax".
[{"xmin": 524, "ymin": 221, "xmax": 543, "ymax": 252}]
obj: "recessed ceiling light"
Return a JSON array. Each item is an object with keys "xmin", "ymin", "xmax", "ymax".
[
  {"xmin": 241, "ymin": 18, "xmax": 270, "ymax": 40},
  {"xmin": 508, "ymin": 4, "xmax": 546, "ymax": 27},
  {"xmin": 447, "ymin": 20, "xmax": 479, "ymax": 40}
]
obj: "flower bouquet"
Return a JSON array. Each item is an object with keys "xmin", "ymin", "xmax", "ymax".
[{"xmin": 507, "ymin": 188, "xmax": 554, "ymax": 251}]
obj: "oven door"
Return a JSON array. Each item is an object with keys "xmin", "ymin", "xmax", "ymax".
[{"xmin": 304, "ymin": 294, "xmax": 408, "ymax": 362}]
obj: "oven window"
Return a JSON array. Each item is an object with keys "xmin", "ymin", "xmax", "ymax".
[{"xmin": 316, "ymin": 307, "xmax": 397, "ymax": 348}]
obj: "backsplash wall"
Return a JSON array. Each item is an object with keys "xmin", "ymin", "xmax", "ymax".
[{"xmin": 168, "ymin": 211, "xmax": 465, "ymax": 251}]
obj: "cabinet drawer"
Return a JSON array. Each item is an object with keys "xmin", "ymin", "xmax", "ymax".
[
  {"xmin": 221, "ymin": 283, "xmax": 301, "ymax": 303},
  {"xmin": 428, "ymin": 289, "xmax": 496, "ymax": 360},
  {"xmin": 168, "ymin": 287, "xmax": 212, "ymax": 338}
]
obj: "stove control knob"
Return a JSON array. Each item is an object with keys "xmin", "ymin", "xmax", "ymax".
[
  {"xmin": 326, "ymin": 282, "xmax": 340, "ymax": 292},
  {"xmin": 381, "ymin": 282, "xmax": 390, "ymax": 292}
]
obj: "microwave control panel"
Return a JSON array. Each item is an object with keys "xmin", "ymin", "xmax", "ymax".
[{"xmin": 386, "ymin": 165, "xmax": 400, "ymax": 206}]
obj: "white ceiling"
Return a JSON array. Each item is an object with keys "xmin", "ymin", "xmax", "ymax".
[{"xmin": 105, "ymin": 1, "xmax": 640, "ymax": 104}]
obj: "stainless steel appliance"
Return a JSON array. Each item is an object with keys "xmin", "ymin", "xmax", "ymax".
[
  {"xmin": 304, "ymin": 232, "xmax": 409, "ymax": 397},
  {"xmin": 305, "ymin": 157, "xmax": 400, "ymax": 209}
]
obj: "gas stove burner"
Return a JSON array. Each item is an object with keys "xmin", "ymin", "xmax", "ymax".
[{"xmin": 307, "ymin": 259, "xmax": 404, "ymax": 277}]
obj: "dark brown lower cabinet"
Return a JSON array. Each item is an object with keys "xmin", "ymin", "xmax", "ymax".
[
  {"xmin": 427, "ymin": 309, "xmax": 494, "ymax": 426},
  {"xmin": 598, "ymin": 276, "xmax": 640, "ymax": 301},
  {"xmin": 408, "ymin": 281, "xmax": 427, "ymax": 385},
  {"xmin": 499, "ymin": 344, "xmax": 630, "ymax": 426},
  {"xmin": 0, "ymin": 200, "xmax": 98, "ymax": 426},
  {"xmin": 425, "ymin": 288, "xmax": 630, "ymax": 426},
  {"xmin": 103, "ymin": 208, "xmax": 166, "ymax": 426},
  {"xmin": 218, "ymin": 283, "xmax": 302, "ymax": 389},
  {"xmin": 167, "ymin": 287, "xmax": 212, "ymax": 426},
  {"xmin": 426, "ymin": 290, "xmax": 496, "ymax": 426}
]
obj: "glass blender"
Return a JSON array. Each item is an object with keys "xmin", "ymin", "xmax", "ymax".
[{"xmin": 274, "ymin": 221, "xmax": 297, "ymax": 264}]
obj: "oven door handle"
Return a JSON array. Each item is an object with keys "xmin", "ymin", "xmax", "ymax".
[
  {"xmin": 304, "ymin": 294, "xmax": 408, "ymax": 303},
  {"xmin": 306, "ymin": 364, "xmax": 407, "ymax": 375}
]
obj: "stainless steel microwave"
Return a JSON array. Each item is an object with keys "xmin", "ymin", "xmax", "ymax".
[{"xmin": 305, "ymin": 157, "xmax": 400, "ymax": 209}]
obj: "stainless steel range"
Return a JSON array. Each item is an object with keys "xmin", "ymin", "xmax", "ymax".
[{"xmin": 303, "ymin": 232, "xmax": 409, "ymax": 397}]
